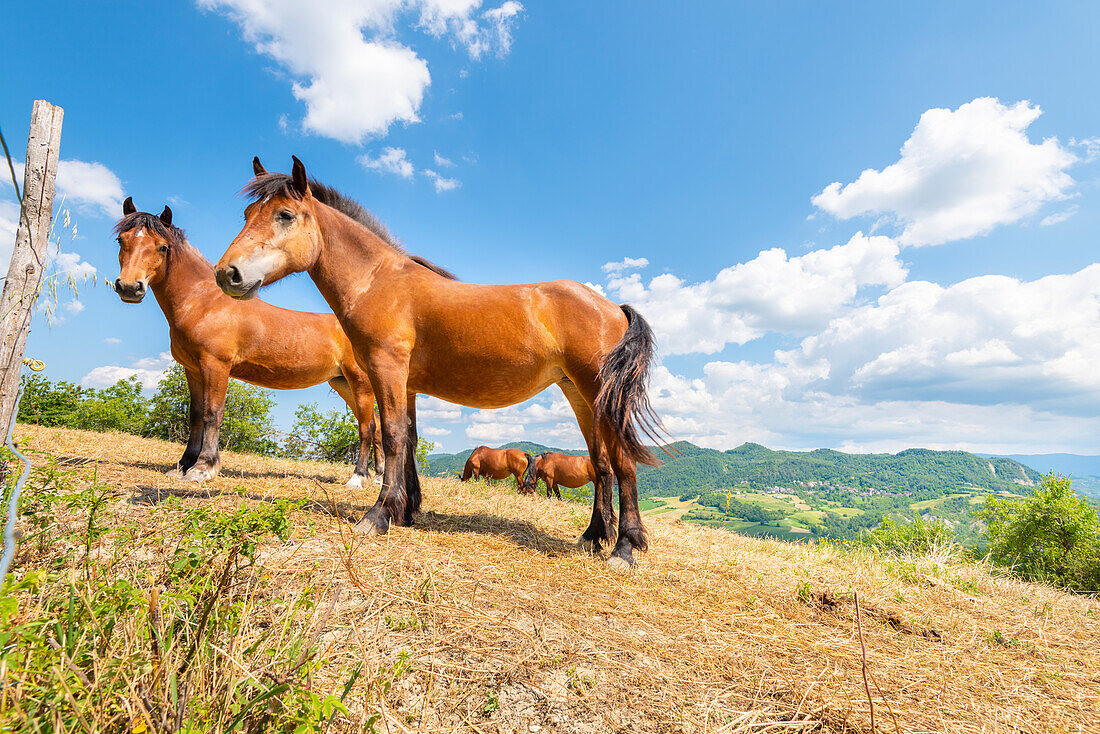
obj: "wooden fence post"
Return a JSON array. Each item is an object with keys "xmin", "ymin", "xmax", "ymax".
[{"xmin": 0, "ymin": 100, "xmax": 64, "ymax": 430}]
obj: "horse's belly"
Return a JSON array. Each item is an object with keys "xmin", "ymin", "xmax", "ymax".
[
  {"xmin": 410, "ymin": 357, "xmax": 561, "ymax": 409},
  {"xmin": 229, "ymin": 361, "xmax": 335, "ymax": 391}
]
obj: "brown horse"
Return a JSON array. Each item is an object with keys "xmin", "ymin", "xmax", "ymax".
[
  {"xmin": 214, "ymin": 157, "xmax": 666, "ymax": 568},
  {"xmin": 533, "ymin": 452, "xmax": 596, "ymax": 500},
  {"xmin": 461, "ymin": 446, "xmax": 537, "ymax": 493},
  {"xmin": 113, "ymin": 199, "xmax": 382, "ymax": 485}
]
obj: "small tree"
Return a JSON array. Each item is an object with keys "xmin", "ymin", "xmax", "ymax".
[
  {"xmin": 145, "ymin": 366, "xmax": 278, "ymax": 456},
  {"xmin": 282, "ymin": 403, "xmax": 359, "ymax": 463},
  {"xmin": 415, "ymin": 437, "xmax": 436, "ymax": 473},
  {"xmin": 977, "ymin": 474, "xmax": 1100, "ymax": 592}
]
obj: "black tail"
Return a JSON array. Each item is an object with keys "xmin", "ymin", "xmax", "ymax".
[{"xmin": 594, "ymin": 305, "xmax": 670, "ymax": 467}]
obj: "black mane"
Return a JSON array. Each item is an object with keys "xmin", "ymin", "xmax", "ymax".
[
  {"xmin": 244, "ymin": 173, "xmax": 456, "ymax": 280},
  {"xmin": 113, "ymin": 212, "xmax": 206, "ymax": 266}
]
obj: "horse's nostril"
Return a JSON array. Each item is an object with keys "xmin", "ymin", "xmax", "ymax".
[
  {"xmin": 227, "ymin": 265, "xmax": 243, "ymax": 286},
  {"xmin": 113, "ymin": 279, "xmax": 122, "ymax": 292}
]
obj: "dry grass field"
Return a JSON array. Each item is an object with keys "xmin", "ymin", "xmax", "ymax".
[{"xmin": 5, "ymin": 425, "xmax": 1100, "ymax": 733}]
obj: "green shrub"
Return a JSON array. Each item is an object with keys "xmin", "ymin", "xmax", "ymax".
[
  {"xmin": 861, "ymin": 512, "xmax": 956, "ymax": 555},
  {"xmin": 977, "ymin": 473, "xmax": 1100, "ymax": 592}
]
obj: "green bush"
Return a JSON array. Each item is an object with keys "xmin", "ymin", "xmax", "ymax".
[
  {"xmin": 860, "ymin": 512, "xmax": 956, "ymax": 555},
  {"xmin": 17, "ymin": 373, "xmax": 84, "ymax": 427},
  {"xmin": 977, "ymin": 474, "xmax": 1100, "ymax": 592},
  {"xmin": 76, "ymin": 376, "xmax": 148, "ymax": 434}
]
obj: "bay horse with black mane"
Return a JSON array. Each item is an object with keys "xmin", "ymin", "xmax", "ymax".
[
  {"xmin": 461, "ymin": 446, "xmax": 537, "ymax": 494},
  {"xmin": 113, "ymin": 199, "xmax": 381, "ymax": 485},
  {"xmin": 533, "ymin": 452, "xmax": 596, "ymax": 500},
  {"xmin": 214, "ymin": 156, "xmax": 667, "ymax": 568}
]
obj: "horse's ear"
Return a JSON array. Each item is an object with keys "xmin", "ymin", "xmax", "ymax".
[
  {"xmin": 123, "ymin": 196, "xmax": 136, "ymax": 216},
  {"xmin": 252, "ymin": 156, "xmax": 266, "ymax": 176},
  {"xmin": 291, "ymin": 155, "xmax": 310, "ymax": 197},
  {"xmin": 159, "ymin": 205, "xmax": 173, "ymax": 227}
]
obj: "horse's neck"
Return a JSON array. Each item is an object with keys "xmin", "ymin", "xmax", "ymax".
[
  {"xmin": 309, "ymin": 205, "xmax": 400, "ymax": 319},
  {"xmin": 151, "ymin": 245, "xmax": 219, "ymax": 322}
]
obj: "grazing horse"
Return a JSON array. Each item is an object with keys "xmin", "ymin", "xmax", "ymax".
[
  {"xmin": 461, "ymin": 446, "xmax": 537, "ymax": 493},
  {"xmin": 113, "ymin": 199, "xmax": 382, "ymax": 485},
  {"xmin": 533, "ymin": 452, "xmax": 596, "ymax": 500},
  {"xmin": 214, "ymin": 157, "xmax": 666, "ymax": 568}
]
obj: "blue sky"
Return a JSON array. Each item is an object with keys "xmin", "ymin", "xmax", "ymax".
[{"xmin": 3, "ymin": 1, "xmax": 1099, "ymax": 454}]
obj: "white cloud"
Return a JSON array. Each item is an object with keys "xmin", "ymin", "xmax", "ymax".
[
  {"xmin": 358, "ymin": 147, "xmax": 415, "ymax": 179},
  {"xmin": 1071, "ymin": 136, "xmax": 1100, "ymax": 162},
  {"xmin": 103, "ymin": 337, "xmax": 122, "ymax": 345},
  {"xmin": 1040, "ymin": 205, "xmax": 1079, "ymax": 226},
  {"xmin": 603, "ymin": 233, "xmax": 906, "ymax": 355},
  {"xmin": 423, "ymin": 169, "xmax": 460, "ymax": 192},
  {"xmin": 601, "ymin": 256, "xmax": 649, "ymax": 274},
  {"xmin": 2, "ymin": 158, "xmax": 123, "ymax": 219},
  {"xmin": 465, "ymin": 420, "xmax": 524, "ymax": 443},
  {"xmin": 421, "ymin": 425, "xmax": 451, "ymax": 437},
  {"xmin": 82, "ymin": 352, "xmax": 174, "ymax": 390},
  {"xmin": 53, "ymin": 251, "xmax": 96, "ymax": 281},
  {"xmin": 201, "ymin": 0, "xmax": 523, "ymax": 144},
  {"xmin": 433, "ymin": 151, "xmax": 455, "ymax": 168},
  {"xmin": 63, "ymin": 299, "xmax": 85, "ymax": 314},
  {"xmin": 812, "ymin": 98, "xmax": 1077, "ymax": 246}
]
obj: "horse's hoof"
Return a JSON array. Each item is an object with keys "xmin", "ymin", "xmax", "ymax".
[
  {"xmin": 606, "ymin": 555, "xmax": 633, "ymax": 572},
  {"xmin": 345, "ymin": 474, "xmax": 364, "ymax": 489},
  {"xmin": 165, "ymin": 468, "xmax": 183, "ymax": 479},
  {"xmin": 353, "ymin": 516, "xmax": 388, "ymax": 536},
  {"xmin": 184, "ymin": 468, "xmax": 214, "ymax": 482},
  {"xmin": 577, "ymin": 538, "xmax": 597, "ymax": 555}
]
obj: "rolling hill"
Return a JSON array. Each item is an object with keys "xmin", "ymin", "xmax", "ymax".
[{"xmin": 429, "ymin": 440, "xmax": 1042, "ymax": 498}]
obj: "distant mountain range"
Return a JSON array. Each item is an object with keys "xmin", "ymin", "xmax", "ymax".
[
  {"xmin": 984, "ymin": 453, "xmax": 1100, "ymax": 499},
  {"xmin": 427, "ymin": 441, "xmax": 1045, "ymax": 499},
  {"xmin": 983, "ymin": 453, "xmax": 1100, "ymax": 477}
]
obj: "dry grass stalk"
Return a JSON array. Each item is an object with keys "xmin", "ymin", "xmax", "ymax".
[{"xmin": 4, "ymin": 424, "xmax": 1100, "ymax": 733}]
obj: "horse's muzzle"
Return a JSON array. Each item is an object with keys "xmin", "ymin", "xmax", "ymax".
[
  {"xmin": 114, "ymin": 278, "xmax": 147, "ymax": 303},
  {"xmin": 215, "ymin": 265, "xmax": 261, "ymax": 300}
]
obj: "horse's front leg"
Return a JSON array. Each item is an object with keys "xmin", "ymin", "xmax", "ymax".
[
  {"xmin": 184, "ymin": 361, "xmax": 228, "ymax": 482},
  {"xmin": 354, "ymin": 373, "xmax": 409, "ymax": 535},
  {"xmin": 169, "ymin": 368, "xmax": 203, "ymax": 478}
]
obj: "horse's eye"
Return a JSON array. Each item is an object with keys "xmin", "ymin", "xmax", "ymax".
[
  {"xmin": 158, "ymin": 245, "xmax": 168, "ymax": 253},
  {"xmin": 277, "ymin": 210, "xmax": 294, "ymax": 223}
]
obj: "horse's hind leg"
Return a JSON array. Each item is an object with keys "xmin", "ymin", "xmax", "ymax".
[
  {"xmin": 604, "ymin": 427, "xmax": 647, "ymax": 570},
  {"xmin": 558, "ymin": 378, "xmax": 615, "ymax": 552},
  {"xmin": 403, "ymin": 394, "xmax": 421, "ymax": 522},
  {"xmin": 329, "ymin": 375, "xmax": 378, "ymax": 488},
  {"xmin": 169, "ymin": 368, "xmax": 204, "ymax": 478}
]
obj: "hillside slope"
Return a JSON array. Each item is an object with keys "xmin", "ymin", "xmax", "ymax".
[{"xmin": 8, "ymin": 425, "xmax": 1100, "ymax": 733}]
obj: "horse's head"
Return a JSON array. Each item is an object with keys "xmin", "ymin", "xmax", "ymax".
[
  {"xmin": 519, "ymin": 452, "xmax": 539, "ymax": 494},
  {"xmin": 215, "ymin": 156, "xmax": 321, "ymax": 300},
  {"xmin": 113, "ymin": 198, "xmax": 176, "ymax": 303}
]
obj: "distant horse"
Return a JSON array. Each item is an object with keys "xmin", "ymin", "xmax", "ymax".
[
  {"xmin": 461, "ymin": 446, "xmax": 537, "ymax": 493},
  {"xmin": 113, "ymin": 199, "xmax": 381, "ymax": 485},
  {"xmin": 214, "ymin": 157, "xmax": 667, "ymax": 568},
  {"xmin": 533, "ymin": 452, "xmax": 596, "ymax": 500}
]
